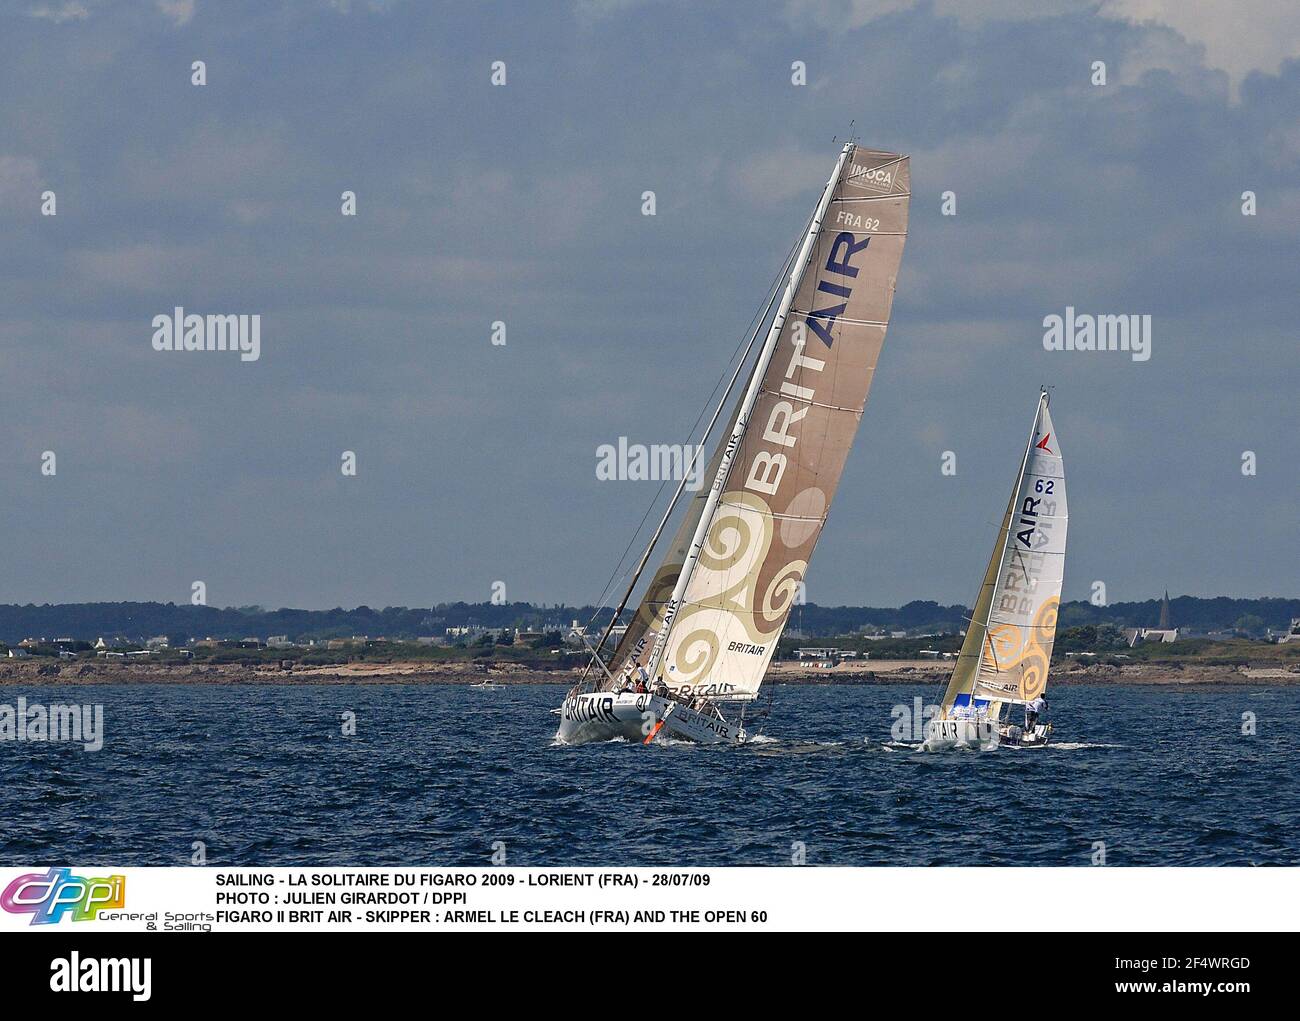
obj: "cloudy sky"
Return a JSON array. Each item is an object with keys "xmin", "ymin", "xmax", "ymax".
[{"xmin": 1, "ymin": 0, "xmax": 1296, "ymax": 611}]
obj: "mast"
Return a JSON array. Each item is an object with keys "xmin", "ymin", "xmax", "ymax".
[
  {"xmin": 643, "ymin": 143, "xmax": 855, "ymax": 685},
  {"xmin": 977, "ymin": 391, "xmax": 1049, "ymax": 680}
]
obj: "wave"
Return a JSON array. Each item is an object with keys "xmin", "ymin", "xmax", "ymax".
[
  {"xmin": 549, "ymin": 735, "xmax": 630, "ymax": 747},
  {"xmin": 1046, "ymin": 741, "xmax": 1123, "ymax": 750}
]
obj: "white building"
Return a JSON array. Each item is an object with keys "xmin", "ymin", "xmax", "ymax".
[
  {"xmin": 1124, "ymin": 627, "xmax": 1179, "ymax": 647},
  {"xmin": 796, "ymin": 647, "xmax": 842, "ymax": 660},
  {"xmin": 567, "ymin": 621, "xmax": 627, "ymax": 647}
]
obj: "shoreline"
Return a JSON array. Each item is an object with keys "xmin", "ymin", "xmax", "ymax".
[{"xmin": 1, "ymin": 659, "xmax": 1296, "ymax": 687}]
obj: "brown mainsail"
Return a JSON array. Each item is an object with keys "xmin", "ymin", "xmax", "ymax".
[{"xmin": 641, "ymin": 145, "xmax": 911, "ymax": 700}]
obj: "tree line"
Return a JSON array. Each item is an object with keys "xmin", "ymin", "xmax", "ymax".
[{"xmin": 0, "ymin": 595, "xmax": 1295, "ymax": 645}]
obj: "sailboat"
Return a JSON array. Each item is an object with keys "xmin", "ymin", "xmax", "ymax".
[
  {"xmin": 555, "ymin": 142, "xmax": 911, "ymax": 745},
  {"xmin": 923, "ymin": 390, "xmax": 1068, "ymax": 750}
]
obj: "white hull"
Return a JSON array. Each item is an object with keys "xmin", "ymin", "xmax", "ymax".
[
  {"xmin": 922, "ymin": 717, "xmax": 998, "ymax": 751},
  {"xmin": 554, "ymin": 691, "xmax": 744, "ymax": 746},
  {"xmin": 999, "ymin": 722, "xmax": 1052, "ymax": 747},
  {"xmin": 922, "ymin": 717, "xmax": 1051, "ymax": 750}
]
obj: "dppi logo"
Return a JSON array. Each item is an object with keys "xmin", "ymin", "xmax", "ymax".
[{"xmin": 1, "ymin": 868, "xmax": 125, "ymax": 925}]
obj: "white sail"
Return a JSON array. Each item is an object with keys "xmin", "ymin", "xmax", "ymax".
[{"xmin": 963, "ymin": 395, "xmax": 1068, "ymax": 706}]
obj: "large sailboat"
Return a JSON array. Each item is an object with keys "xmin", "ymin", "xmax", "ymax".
[
  {"xmin": 555, "ymin": 142, "xmax": 911, "ymax": 745},
  {"xmin": 924, "ymin": 390, "xmax": 1068, "ymax": 750}
]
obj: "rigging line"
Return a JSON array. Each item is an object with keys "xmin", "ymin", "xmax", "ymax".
[
  {"xmin": 578, "ymin": 216, "xmax": 810, "ymax": 688},
  {"xmin": 578, "ymin": 215, "xmax": 811, "ymax": 640},
  {"xmin": 644, "ymin": 145, "xmax": 852, "ymax": 689},
  {"xmin": 576, "ymin": 230, "xmax": 810, "ymax": 700},
  {"xmin": 581, "ymin": 234, "xmax": 799, "ymax": 626}
]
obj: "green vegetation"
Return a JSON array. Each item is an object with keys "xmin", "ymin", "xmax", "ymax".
[
  {"xmin": 171, "ymin": 638, "xmax": 582, "ymax": 671},
  {"xmin": 1118, "ymin": 638, "xmax": 1300, "ymax": 667}
]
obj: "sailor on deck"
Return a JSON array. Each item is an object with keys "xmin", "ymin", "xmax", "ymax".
[{"xmin": 1024, "ymin": 695, "xmax": 1047, "ymax": 731}]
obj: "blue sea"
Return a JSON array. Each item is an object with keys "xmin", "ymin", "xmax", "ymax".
[{"xmin": 1, "ymin": 683, "xmax": 1295, "ymax": 866}]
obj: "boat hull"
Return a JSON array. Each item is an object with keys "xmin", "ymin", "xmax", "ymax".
[
  {"xmin": 555, "ymin": 691, "xmax": 656, "ymax": 744},
  {"xmin": 998, "ymin": 722, "xmax": 1052, "ymax": 747},
  {"xmin": 921, "ymin": 717, "xmax": 1051, "ymax": 750},
  {"xmin": 555, "ymin": 691, "xmax": 743, "ymax": 745},
  {"xmin": 922, "ymin": 717, "xmax": 999, "ymax": 751}
]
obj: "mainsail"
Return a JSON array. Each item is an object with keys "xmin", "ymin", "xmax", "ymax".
[
  {"xmin": 941, "ymin": 392, "xmax": 1068, "ymax": 710},
  {"xmin": 620, "ymin": 144, "xmax": 911, "ymax": 701}
]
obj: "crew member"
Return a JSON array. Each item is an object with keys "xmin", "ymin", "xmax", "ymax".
[{"xmin": 1025, "ymin": 694, "xmax": 1047, "ymax": 731}]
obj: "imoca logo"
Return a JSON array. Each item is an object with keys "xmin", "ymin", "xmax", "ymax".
[{"xmin": 1, "ymin": 868, "xmax": 125, "ymax": 924}]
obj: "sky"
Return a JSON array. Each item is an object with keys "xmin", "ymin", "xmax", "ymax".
[{"xmin": 0, "ymin": 0, "xmax": 1296, "ymax": 611}]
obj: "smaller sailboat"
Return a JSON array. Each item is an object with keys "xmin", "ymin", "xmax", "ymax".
[{"xmin": 923, "ymin": 390, "xmax": 1068, "ymax": 750}]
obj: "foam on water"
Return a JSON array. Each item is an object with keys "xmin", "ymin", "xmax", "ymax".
[{"xmin": 1045, "ymin": 741, "xmax": 1123, "ymax": 750}]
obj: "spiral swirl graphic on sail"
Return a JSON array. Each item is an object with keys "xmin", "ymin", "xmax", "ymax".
[
  {"xmin": 758, "ymin": 560, "xmax": 808, "ymax": 633},
  {"xmin": 1021, "ymin": 598, "xmax": 1058, "ymax": 700},
  {"xmin": 614, "ymin": 147, "xmax": 911, "ymax": 701},
  {"xmin": 980, "ymin": 597, "xmax": 1058, "ymax": 701},
  {"xmin": 670, "ymin": 626, "xmax": 722, "ymax": 682},
  {"xmin": 698, "ymin": 498, "xmax": 766, "ymax": 575}
]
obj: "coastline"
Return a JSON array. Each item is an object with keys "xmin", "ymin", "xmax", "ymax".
[{"xmin": 1, "ymin": 658, "xmax": 1296, "ymax": 687}]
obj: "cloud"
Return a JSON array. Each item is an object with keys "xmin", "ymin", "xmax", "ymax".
[
  {"xmin": 1101, "ymin": 0, "xmax": 1300, "ymax": 90},
  {"xmin": 27, "ymin": 2, "xmax": 91, "ymax": 23},
  {"xmin": 735, "ymin": 147, "xmax": 831, "ymax": 204},
  {"xmin": 26, "ymin": 1, "xmax": 199, "ymax": 27},
  {"xmin": 0, "ymin": 2, "xmax": 1295, "ymax": 608},
  {"xmin": 785, "ymin": 0, "xmax": 1083, "ymax": 31},
  {"xmin": 573, "ymin": 0, "xmax": 657, "ymax": 21},
  {"xmin": 155, "ymin": 0, "xmax": 195, "ymax": 26},
  {"xmin": 783, "ymin": 1, "xmax": 1300, "ymax": 95},
  {"xmin": 327, "ymin": 0, "xmax": 403, "ymax": 13},
  {"xmin": 0, "ymin": 155, "xmax": 42, "ymax": 212}
]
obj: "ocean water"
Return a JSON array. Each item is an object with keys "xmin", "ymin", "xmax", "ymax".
[{"xmin": 1, "ymin": 683, "xmax": 1295, "ymax": 866}]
